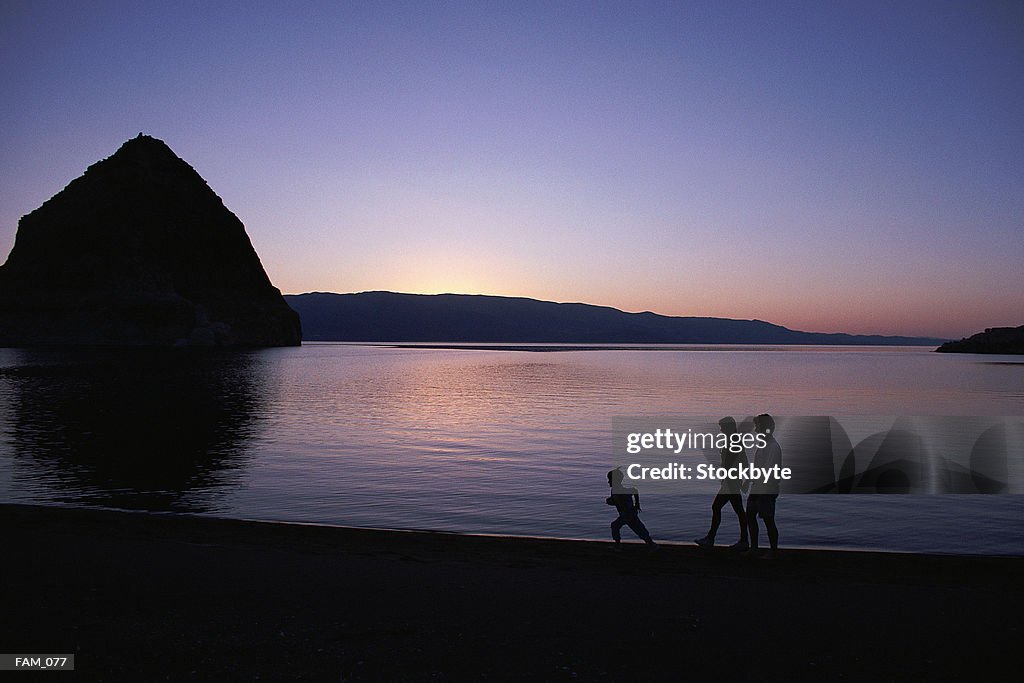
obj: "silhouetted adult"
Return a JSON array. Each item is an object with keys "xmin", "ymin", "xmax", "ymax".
[
  {"xmin": 607, "ymin": 468, "xmax": 657, "ymax": 547},
  {"xmin": 695, "ymin": 417, "xmax": 749, "ymax": 550},
  {"xmin": 746, "ymin": 414, "xmax": 782, "ymax": 558}
]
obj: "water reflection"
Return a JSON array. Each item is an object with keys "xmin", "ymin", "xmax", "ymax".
[{"xmin": 0, "ymin": 349, "xmax": 272, "ymax": 511}]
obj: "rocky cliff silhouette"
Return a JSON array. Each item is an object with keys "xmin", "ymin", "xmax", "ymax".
[{"xmin": 0, "ymin": 135, "xmax": 300, "ymax": 347}]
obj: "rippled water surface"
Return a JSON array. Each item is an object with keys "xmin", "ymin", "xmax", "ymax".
[{"xmin": 1, "ymin": 343, "xmax": 1022, "ymax": 555}]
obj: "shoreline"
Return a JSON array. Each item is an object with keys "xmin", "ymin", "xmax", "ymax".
[
  {"xmin": 4, "ymin": 503, "xmax": 1019, "ymax": 680},
  {"xmin": 9, "ymin": 501, "xmax": 1022, "ymax": 559}
]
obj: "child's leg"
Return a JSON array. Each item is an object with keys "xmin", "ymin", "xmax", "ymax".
[
  {"xmin": 626, "ymin": 515, "xmax": 654, "ymax": 545},
  {"xmin": 611, "ymin": 516, "xmax": 625, "ymax": 542}
]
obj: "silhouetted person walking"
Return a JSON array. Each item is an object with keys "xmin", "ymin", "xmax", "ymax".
[
  {"xmin": 746, "ymin": 414, "xmax": 782, "ymax": 558},
  {"xmin": 695, "ymin": 416, "xmax": 749, "ymax": 550},
  {"xmin": 607, "ymin": 468, "xmax": 656, "ymax": 547}
]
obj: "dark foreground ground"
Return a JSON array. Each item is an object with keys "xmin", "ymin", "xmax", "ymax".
[{"xmin": 3, "ymin": 504, "xmax": 1020, "ymax": 681}]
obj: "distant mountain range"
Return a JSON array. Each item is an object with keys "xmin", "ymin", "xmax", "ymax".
[{"xmin": 284, "ymin": 292, "xmax": 946, "ymax": 346}]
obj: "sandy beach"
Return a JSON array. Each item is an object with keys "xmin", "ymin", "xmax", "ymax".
[{"xmin": 2, "ymin": 504, "xmax": 1019, "ymax": 681}]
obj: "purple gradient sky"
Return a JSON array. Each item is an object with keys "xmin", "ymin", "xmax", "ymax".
[{"xmin": 2, "ymin": 1, "xmax": 1022, "ymax": 338}]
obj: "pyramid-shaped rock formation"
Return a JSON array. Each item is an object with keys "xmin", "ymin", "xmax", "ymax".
[{"xmin": 0, "ymin": 135, "xmax": 301, "ymax": 347}]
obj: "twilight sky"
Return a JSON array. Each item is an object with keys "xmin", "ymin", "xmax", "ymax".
[{"xmin": 1, "ymin": 1, "xmax": 1022, "ymax": 339}]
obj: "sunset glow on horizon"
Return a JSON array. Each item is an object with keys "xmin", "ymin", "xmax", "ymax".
[{"xmin": 2, "ymin": 1, "xmax": 1022, "ymax": 340}]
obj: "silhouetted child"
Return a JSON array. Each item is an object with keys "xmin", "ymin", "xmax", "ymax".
[
  {"xmin": 606, "ymin": 468, "xmax": 656, "ymax": 547},
  {"xmin": 695, "ymin": 416, "xmax": 749, "ymax": 550}
]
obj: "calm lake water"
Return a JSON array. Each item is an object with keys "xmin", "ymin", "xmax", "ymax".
[{"xmin": 1, "ymin": 343, "xmax": 1022, "ymax": 555}]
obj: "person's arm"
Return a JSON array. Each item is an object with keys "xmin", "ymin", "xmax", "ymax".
[{"xmin": 633, "ymin": 492, "xmax": 641, "ymax": 512}]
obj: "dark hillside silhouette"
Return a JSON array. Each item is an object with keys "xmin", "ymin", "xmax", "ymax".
[
  {"xmin": 936, "ymin": 325, "xmax": 1024, "ymax": 354},
  {"xmin": 286, "ymin": 291, "xmax": 944, "ymax": 345}
]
